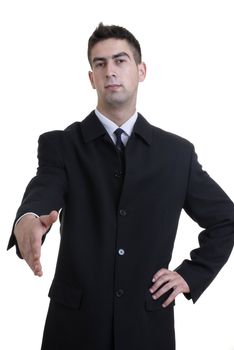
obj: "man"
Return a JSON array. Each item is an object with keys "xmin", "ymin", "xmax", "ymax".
[{"xmin": 8, "ymin": 23, "xmax": 234, "ymax": 350}]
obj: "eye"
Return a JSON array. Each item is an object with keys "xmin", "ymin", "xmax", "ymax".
[
  {"xmin": 95, "ymin": 62, "xmax": 105, "ymax": 68},
  {"xmin": 115, "ymin": 59, "xmax": 125, "ymax": 65}
]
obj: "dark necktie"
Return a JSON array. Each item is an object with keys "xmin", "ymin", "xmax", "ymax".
[{"xmin": 114, "ymin": 128, "xmax": 125, "ymax": 153}]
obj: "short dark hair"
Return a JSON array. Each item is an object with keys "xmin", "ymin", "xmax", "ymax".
[{"xmin": 88, "ymin": 23, "xmax": 142, "ymax": 66}]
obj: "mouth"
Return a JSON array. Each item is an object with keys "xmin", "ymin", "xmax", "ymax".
[{"xmin": 105, "ymin": 84, "xmax": 122, "ymax": 90}]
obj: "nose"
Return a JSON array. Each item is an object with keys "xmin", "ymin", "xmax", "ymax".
[{"xmin": 105, "ymin": 61, "xmax": 117, "ymax": 79}]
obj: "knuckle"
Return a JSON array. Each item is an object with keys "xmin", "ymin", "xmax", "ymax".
[
  {"xmin": 173, "ymin": 288, "xmax": 180, "ymax": 297},
  {"xmin": 160, "ymin": 285, "xmax": 167, "ymax": 294},
  {"xmin": 156, "ymin": 288, "xmax": 163, "ymax": 296},
  {"xmin": 159, "ymin": 276, "xmax": 166, "ymax": 284}
]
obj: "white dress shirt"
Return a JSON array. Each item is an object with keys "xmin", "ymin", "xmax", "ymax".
[{"xmin": 95, "ymin": 109, "xmax": 138, "ymax": 146}]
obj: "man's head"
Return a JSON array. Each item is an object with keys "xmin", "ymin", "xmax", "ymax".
[
  {"xmin": 88, "ymin": 23, "xmax": 142, "ymax": 66},
  {"xmin": 88, "ymin": 23, "xmax": 146, "ymax": 119}
]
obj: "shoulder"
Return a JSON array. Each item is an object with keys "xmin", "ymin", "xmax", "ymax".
[
  {"xmin": 152, "ymin": 125, "xmax": 193, "ymax": 149},
  {"xmin": 138, "ymin": 114, "xmax": 195, "ymax": 163},
  {"xmin": 139, "ymin": 113, "xmax": 194, "ymax": 152},
  {"xmin": 38, "ymin": 121, "xmax": 81, "ymax": 143}
]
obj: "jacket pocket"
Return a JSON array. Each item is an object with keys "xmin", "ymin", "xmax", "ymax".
[
  {"xmin": 48, "ymin": 280, "xmax": 83, "ymax": 310},
  {"xmin": 145, "ymin": 289, "xmax": 175, "ymax": 311}
]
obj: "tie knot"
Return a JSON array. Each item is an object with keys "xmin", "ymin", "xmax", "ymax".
[{"xmin": 114, "ymin": 128, "xmax": 124, "ymax": 137}]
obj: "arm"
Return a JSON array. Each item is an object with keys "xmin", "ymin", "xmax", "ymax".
[
  {"xmin": 8, "ymin": 131, "xmax": 68, "ymax": 274},
  {"xmin": 150, "ymin": 146, "xmax": 234, "ymax": 305},
  {"xmin": 176, "ymin": 146, "xmax": 234, "ymax": 302}
]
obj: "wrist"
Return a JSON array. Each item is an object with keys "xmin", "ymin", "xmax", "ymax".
[{"xmin": 15, "ymin": 212, "xmax": 39, "ymax": 226}]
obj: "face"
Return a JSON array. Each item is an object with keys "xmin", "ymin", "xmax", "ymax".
[{"xmin": 88, "ymin": 39, "xmax": 146, "ymax": 111}]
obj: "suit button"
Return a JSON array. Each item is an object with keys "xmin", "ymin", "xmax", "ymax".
[
  {"xmin": 119, "ymin": 209, "xmax": 127, "ymax": 216},
  {"xmin": 114, "ymin": 172, "xmax": 122, "ymax": 178},
  {"xmin": 118, "ymin": 249, "xmax": 125, "ymax": 255},
  {"xmin": 116, "ymin": 289, "xmax": 124, "ymax": 297}
]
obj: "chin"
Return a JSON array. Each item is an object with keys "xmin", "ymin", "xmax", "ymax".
[{"xmin": 105, "ymin": 95, "xmax": 129, "ymax": 106}]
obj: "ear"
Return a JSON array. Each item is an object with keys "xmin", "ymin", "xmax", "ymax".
[
  {"xmin": 138, "ymin": 62, "xmax": 147, "ymax": 82},
  {"xmin": 88, "ymin": 71, "xmax": 96, "ymax": 89}
]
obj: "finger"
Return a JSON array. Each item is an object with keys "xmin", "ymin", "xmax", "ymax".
[
  {"xmin": 31, "ymin": 236, "xmax": 42, "ymax": 260},
  {"xmin": 40, "ymin": 210, "xmax": 58, "ymax": 230},
  {"xmin": 33, "ymin": 260, "xmax": 43, "ymax": 277},
  {"xmin": 150, "ymin": 279, "xmax": 166, "ymax": 294},
  {"xmin": 162, "ymin": 288, "xmax": 179, "ymax": 308},
  {"xmin": 23, "ymin": 235, "xmax": 43, "ymax": 276},
  {"xmin": 24, "ymin": 253, "xmax": 42, "ymax": 276},
  {"xmin": 151, "ymin": 280, "xmax": 176, "ymax": 299},
  {"xmin": 152, "ymin": 268, "xmax": 170, "ymax": 282},
  {"xmin": 26, "ymin": 253, "xmax": 43, "ymax": 276},
  {"xmin": 30, "ymin": 233, "xmax": 44, "ymax": 276},
  {"xmin": 150, "ymin": 273, "xmax": 172, "ymax": 293}
]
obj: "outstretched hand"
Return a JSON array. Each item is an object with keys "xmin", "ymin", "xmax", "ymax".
[
  {"xmin": 14, "ymin": 210, "xmax": 58, "ymax": 276},
  {"xmin": 149, "ymin": 268, "xmax": 190, "ymax": 307}
]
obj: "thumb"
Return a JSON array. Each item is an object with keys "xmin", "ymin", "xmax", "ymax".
[{"xmin": 39, "ymin": 210, "xmax": 58, "ymax": 230}]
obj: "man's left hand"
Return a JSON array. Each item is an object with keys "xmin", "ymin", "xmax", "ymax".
[{"xmin": 149, "ymin": 268, "xmax": 190, "ymax": 308}]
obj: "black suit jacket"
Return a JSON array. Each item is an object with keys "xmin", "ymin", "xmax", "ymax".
[{"xmin": 8, "ymin": 111, "xmax": 234, "ymax": 350}]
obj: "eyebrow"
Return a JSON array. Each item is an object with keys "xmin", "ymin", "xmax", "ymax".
[{"xmin": 92, "ymin": 52, "xmax": 131, "ymax": 64}]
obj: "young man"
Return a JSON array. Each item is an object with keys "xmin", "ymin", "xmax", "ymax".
[{"xmin": 8, "ymin": 23, "xmax": 234, "ymax": 350}]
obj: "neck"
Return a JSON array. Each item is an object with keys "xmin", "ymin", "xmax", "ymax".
[{"xmin": 97, "ymin": 105, "xmax": 136, "ymax": 127}]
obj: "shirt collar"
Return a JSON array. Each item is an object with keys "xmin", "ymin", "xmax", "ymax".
[
  {"xmin": 81, "ymin": 110, "xmax": 152, "ymax": 146},
  {"xmin": 95, "ymin": 109, "xmax": 138, "ymax": 138}
]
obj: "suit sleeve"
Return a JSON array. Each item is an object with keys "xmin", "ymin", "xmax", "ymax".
[
  {"xmin": 7, "ymin": 131, "xmax": 68, "ymax": 256},
  {"xmin": 175, "ymin": 146, "xmax": 234, "ymax": 303}
]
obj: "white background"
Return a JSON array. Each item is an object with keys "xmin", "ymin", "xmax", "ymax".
[{"xmin": 1, "ymin": 1, "xmax": 234, "ymax": 349}]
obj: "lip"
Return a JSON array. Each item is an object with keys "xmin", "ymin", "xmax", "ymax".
[{"xmin": 105, "ymin": 84, "xmax": 122, "ymax": 90}]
